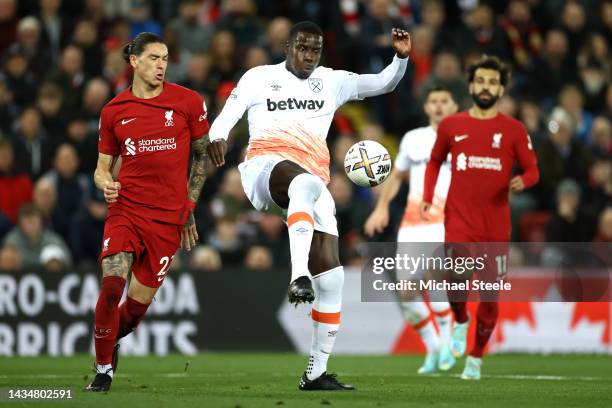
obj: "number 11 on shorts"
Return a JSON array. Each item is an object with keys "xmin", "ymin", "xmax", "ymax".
[{"xmin": 157, "ymin": 256, "xmax": 174, "ymax": 282}]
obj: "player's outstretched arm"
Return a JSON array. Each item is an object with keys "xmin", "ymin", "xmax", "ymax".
[
  {"xmin": 355, "ymin": 28, "xmax": 411, "ymax": 99},
  {"xmin": 183, "ymin": 136, "xmax": 212, "ymax": 251},
  {"xmin": 94, "ymin": 153, "xmax": 120, "ymax": 203},
  {"xmin": 364, "ymin": 169, "xmax": 408, "ymax": 237}
]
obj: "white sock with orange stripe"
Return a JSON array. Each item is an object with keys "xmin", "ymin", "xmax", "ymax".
[
  {"xmin": 400, "ymin": 300, "xmax": 439, "ymax": 354},
  {"xmin": 429, "ymin": 301, "xmax": 452, "ymax": 345},
  {"xmin": 287, "ymin": 173, "xmax": 324, "ymax": 282},
  {"xmin": 307, "ymin": 266, "xmax": 343, "ymax": 380}
]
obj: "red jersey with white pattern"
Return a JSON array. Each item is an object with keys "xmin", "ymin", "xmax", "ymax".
[
  {"xmin": 423, "ymin": 111, "xmax": 539, "ymax": 242},
  {"xmin": 98, "ymin": 82, "xmax": 209, "ymax": 225}
]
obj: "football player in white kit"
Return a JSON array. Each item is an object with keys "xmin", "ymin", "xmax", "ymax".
[
  {"xmin": 364, "ymin": 85, "xmax": 457, "ymax": 374},
  {"xmin": 207, "ymin": 21, "xmax": 411, "ymax": 390}
]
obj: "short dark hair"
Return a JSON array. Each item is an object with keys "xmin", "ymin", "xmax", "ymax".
[
  {"xmin": 424, "ymin": 84, "xmax": 455, "ymax": 100},
  {"xmin": 289, "ymin": 21, "xmax": 323, "ymax": 42},
  {"xmin": 467, "ymin": 55, "xmax": 510, "ymax": 86},
  {"xmin": 122, "ymin": 32, "xmax": 165, "ymax": 63},
  {"xmin": 19, "ymin": 203, "xmax": 42, "ymax": 220}
]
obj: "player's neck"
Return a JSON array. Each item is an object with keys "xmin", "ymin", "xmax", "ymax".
[
  {"xmin": 131, "ymin": 77, "xmax": 164, "ymax": 99},
  {"xmin": 468, "ymin": 106, "xmax": 498, "ymax": 120}
]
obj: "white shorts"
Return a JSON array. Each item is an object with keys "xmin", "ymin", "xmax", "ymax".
[
  {"xmin": 397, "ymin": 223, "xmax": 445, "ymax": 243},
  {"xmin": 238, "ymin": 155, "xmax": 339, "ymax": 236}
]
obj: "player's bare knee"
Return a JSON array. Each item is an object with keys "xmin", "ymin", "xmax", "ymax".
[{"xmin": 101, "ymin": 252, "xmax": 133, "ymax": 280}]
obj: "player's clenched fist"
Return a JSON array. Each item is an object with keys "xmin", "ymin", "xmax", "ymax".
[
  {"xmin": 207, "ymin": 140, "xmax": 227, "ymax": 167},
  {"xmin": 391, "ymin": 28, "xmax": 411, "ymax": 58},
  {"xmin": 103, "ymin": 181, "xmax": 121, "ymax": 203}
]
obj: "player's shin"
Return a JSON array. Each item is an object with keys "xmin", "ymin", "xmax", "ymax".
[
  {"xmin": 287, "ymin": 174, "xmax": 324, "ymax": 282},
  {"xmin": 94, "ymin": 276, "xmax": 126, "ymax": 375},
  {"xmin": 470, "ymin": 301, "xmax": 499, "ymax": 358},
  {"xmin": 429, "ymin": 300, "xmax": 452, "ymax": 344},
  {"xmin": 307, "ymin": 266, "xmax": 343, "ymax": 380},
  {"xmin": 117, "ymin": 297, "xmax": 150, "ymax": 339}
]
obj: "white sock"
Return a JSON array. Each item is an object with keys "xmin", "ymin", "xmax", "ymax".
[
  {"xmin": 96, "ymin": 363, "xmax": 113, "ymax": 378},
  {"xmin": 287, "ymin": 174, "xmax": 324, "ymax": 283},
  {"xmin": 400, "ymin": 300, "xmax": 440, "ymax": 354},
  {"xmin": 429, "ymin": 301, "xmax": 452, "ymax": 345},
  {"xmin": 307, "ymin": 266, "xmax": 343, "ymax": 380}
]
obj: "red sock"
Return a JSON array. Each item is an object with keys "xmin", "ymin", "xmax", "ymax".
[
  {"xmin": 470, "ymin": 301, "xmax": 499, "ymax": 358},
  {"xmin": 117, "ymin": 297, "xmax": 149, "ymax": 340},
  {"xmin": 449, "ymin": 301, "xmax": 468, "ymax": 323},
  {"xmin": 94, "ymin": 276, "xmax": 125, "ymax": 365}
]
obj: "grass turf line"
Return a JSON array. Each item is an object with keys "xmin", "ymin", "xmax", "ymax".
[{"xmin": 0, "ymin": 353, "xmax": 611, "ymax": 408}]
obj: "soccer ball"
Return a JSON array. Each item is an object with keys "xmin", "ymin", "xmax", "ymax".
[{"xmin": 344, "ymin": 140, "xmax": 392, "ymax": 187}]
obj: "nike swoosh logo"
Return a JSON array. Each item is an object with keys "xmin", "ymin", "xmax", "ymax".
[
  {"xmin": 454, "ymin": 135, "xmax": 469, "ymax": 142},
  {"xmin": 121, "ymin": 118, "xmax": 136, "ymax": 125}
]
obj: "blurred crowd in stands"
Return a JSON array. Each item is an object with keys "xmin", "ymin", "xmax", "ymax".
[{"xmin": 0, "ymin": 0, "xmax": 610, "ymax": 273}]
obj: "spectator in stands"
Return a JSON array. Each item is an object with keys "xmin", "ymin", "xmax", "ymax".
[
  {"xmin": 410, "ymin": 25, "xmax": 435, "ymax": 90},
  {"xmin": 168, "ymin": 0, "xmax": 214, "ymax": 54},
  {"xmin": 420, "ymin": 52, "xmax": 471, "ymax": 109},
  {"xmin": 190, "ymin": 245, "xmax": 222, "ymax": 271},
  {"xmin": 0, "ymin": 78, "xmax": 18, "ymax": 135},
  {"xmin": 64, "ymin": 114, "xmax": 98, "ymax": 174},
  {"xmin": 457, "ymin": 2, "xmax": 511, "ymax": 61},
  {"xmin": 244, "ymin": 245, "xmax": 273, "ymax": 270},
  {"xmin": 0, "ymin": 138, "xmax": 33, "ymax": 231},
  {"xmin": 253, "ymin": 212, "xmax": 289, "ymax": 267},
  {"xmin": 12, "ymin": 16, "xmax": 52, "ymax": 80},
  {"xmin": 421, "ymin": 0, "xmax": 455, "ymax": 54},
  {"xmin": 546, "ymin": 179, "xmax": 597, "ymax": 242},
  {"xmin": 558, "ymin": 84, "xmax": 593, "ymax": 144},
  {"xmin": 560, "ymin": 0, "xmax": 588, "ymax": 58},
  {"xmin": 263, "ymin": 17, "xmax": 291, "ymax": 64},
  {"xmin": 128, "ymin": 0, "xmax": 161, "ymax": 38},
  {"xmin": 32, "ymin": 177, "xmax": 58, "ymax": 229},
  {"xmin": 72, "ymin": 19, "xmax": 104, "ymax": 77},
  {"xmin": 535, "ymin": 108, "xmax": 594, "ymax": 209},
  {"xmin": 81, "ymin": 0, "xmax": 114, "ymax": 42},
  {"xmin": 518, "ymin": 99, "xmax": 546, "ymax": 144},
  {"xmin": 40, "ymin": 243, "xmax": 69, "ymax": 272},
  {"xmin": 590, "ymin": 116, "xmax": 612, "ymax": 158},
  {"xmin": 36, "ymin": 82, "xmax": 66, "ymax": 142},
  {"xmin": 210, "ymin": 168, "xmax": 250, "ymax": 220},
  {"xmin": 46, "ymin": 45, "xmax": 87, "ymax": 112},
  {"xmin": 606, "ymin": 84, "xmax": 612, "ymax": 120},
  {"xmin": 38, "ymin": 0, "xmax": 73, "ymax": 64},
  {"xmin": 0, "ymin": 244, "xmax": 20, "ymax": 270},
  {"xmin": 528, "ymin": 29, "xmax": 577, "ymax": 105},
  {"xmin": 600, "ymin": 0, "xmax": 612, "ymax": 46},
  {"xmin": 11, "ymin": 106, "xmax": 53, "ymax": 179},
  {"xmin": 81, "ymin": 78, "xmax": 111, "ymax": 132},
  {"xmin": 500, "ymin": 0, "xmax": 543, "ymax": 71},
  {"xmin": 216, "ymin": 0, "xmax": 264, "ymax": 49},
  {"xmin": 1, "ymin": 47, "xmax": 37, "ymax": 108},
  {"xmin": 102, "ymin": 48, "xmax": 130, "ymax": 94},
  {"xmin": 208, "ymin": 30, "xmax": 239, "ymax": 83},
  {"xmin": 243, "ymin": 46, "xmax": 270, "ymax": 72},
  {"xmin": 578, "ymin": 59, "xmax": 607, "ymax": 114},
  {"xmin": 2, "ymin": 203, "xmax": 71, "ymax": 269},
  {"xmin": 162, "ymin": 25, "xmax": 191, "ymax": 83},
  {"xmin": 585, "ymin": 159, "xmax": 612, "ymax": 217},
  {"xmin": 207, "ymin": 216, "xmax": 245, "ymax": 266},
  {"xmin": 593, "ymin": 207, "xmax": 612, "ymax": 242},
  {"xmin": 180, "ymin": 53, "xmax": 214, "ymax": 97},
  {"xmin": 40, "ymin": 143, "xmax": 90, "ymax": 243},
  {"xmin": 0, "ymin": 0, "xmax": 17, "ymax": 56},
  {"xmin": 70, "ymin": 183, "xmax": 106, "ymax": 266}
]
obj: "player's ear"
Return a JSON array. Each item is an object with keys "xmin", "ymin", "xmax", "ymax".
[
  {"xmin": 285, "ymin": 40, "xmax": 290, "ymax": 55},
  {"xmin": 129, "ymin": 54, "xmax": 138, "ymax": 69}
]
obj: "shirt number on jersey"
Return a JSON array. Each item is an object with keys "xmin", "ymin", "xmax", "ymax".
[{"xmin": 157, "ymin": 255, "xmax": 175, "ymax": 282}]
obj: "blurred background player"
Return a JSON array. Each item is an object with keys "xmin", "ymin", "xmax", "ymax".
[
  {"xmin": 421, "ymin": 55, "xmax": 539, "ymax": 380},
  {"xmin": 207, "ymin": 21, "xmax": 411, "ymax": 390},
  {"xmin": 87, "ymin": 32, "xmax": 210, "ymax": 391},
  {"xmin": 364, "ymin": 84, "xmax": 458, "ymax": 374}
]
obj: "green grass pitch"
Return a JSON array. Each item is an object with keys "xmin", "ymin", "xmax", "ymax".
[{"xmin": 1, "ymin": 353, "xmax": 611, "ymax": 407}]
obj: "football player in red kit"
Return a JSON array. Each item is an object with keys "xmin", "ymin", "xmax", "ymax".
[
  {"xmin": 421, "ymin": 55, "xmax": 539, "ymax": 380},
  {"xmin": 86, "ymin": 32, "xmax": 210, "ymax": 391}
]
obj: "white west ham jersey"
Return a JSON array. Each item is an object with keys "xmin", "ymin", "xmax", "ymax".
[
  {"xmin": 395, "ymin": 126, "xmax": 451, "ymax": 227},
  {"xmin": 217, "ymin": 62, "xmax": 363, "ymax": 184}
]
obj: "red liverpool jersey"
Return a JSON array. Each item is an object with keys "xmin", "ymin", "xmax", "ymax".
[
  {"xmin": 98, "ymin": 82, "xmax": 209, "ymax": 225},
  {"xmin": 424, "ymin": 111, "xmax": 539, "ymax": 242}
]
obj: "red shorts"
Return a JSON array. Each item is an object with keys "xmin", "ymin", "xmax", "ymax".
[{"xmin": 99, "ymin": 213, "xmax": 182, "ymax": 288}]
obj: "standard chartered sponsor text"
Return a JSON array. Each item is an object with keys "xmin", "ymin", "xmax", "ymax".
[{"xmin": 138, "ymin": 137, "xmax": 176, "ymax": 152}]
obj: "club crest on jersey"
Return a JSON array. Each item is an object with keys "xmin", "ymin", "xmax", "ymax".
[
  {"xmin": 165, "ymin": 110, "xmax": 174, "ymax": 127},
  {"xmin": 492, "ymin": 132, "xmax": 503, "ymax": 148},
  {"xmin": 308, "ymin": 77, "xmax": 323, "ymax": 93}
]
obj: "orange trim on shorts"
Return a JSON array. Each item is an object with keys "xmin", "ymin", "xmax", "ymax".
[
  {"xmin": 312, "ymin": 309, "xmax": 341, "ymax": 324},
  {"xmin": 287, "ymin": 212, "xmax": 314, "ymax": 227},
  {"xmin": 413, "ymin": 315, "xmax": 432, "ymax": 330},
  {"xmin": 433, "ymin": 308, "xmax": 452, "ymax": 318}
]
